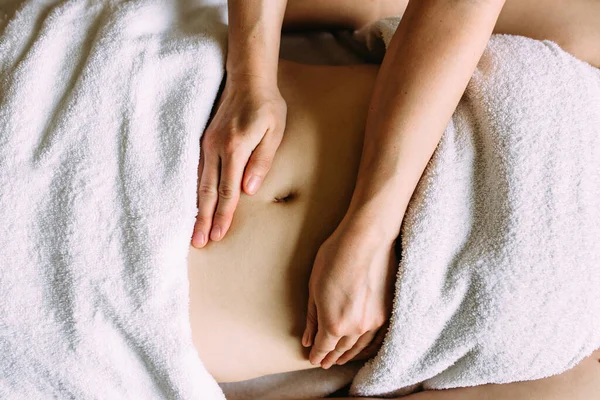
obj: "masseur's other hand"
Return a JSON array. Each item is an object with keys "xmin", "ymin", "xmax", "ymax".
[
  {"xmin": 192, "ymin": 74, "xmax": 287, "ymax": 248},
  {"xmin": 302, "ymin": 218, "xmax": 397, "ymax": 369}
]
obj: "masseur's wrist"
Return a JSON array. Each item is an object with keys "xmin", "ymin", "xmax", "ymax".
[
  {"xmin": 225, "ymin": 0, "xmax": 286, "ymax": 88},
  {"xmin": 343, "ymin": 177, "xmax": 410, "ymax": 244},
  {"xmin": 225, "ymin": 44, "xmax": 279, "ymax": 86},
  {"xmin": 339, "ymin": 203, "xmax": 403, "ymax": 249},
  {"xmin": 225, "ymin": 67, "xmax": 278, "ymax": 89}
]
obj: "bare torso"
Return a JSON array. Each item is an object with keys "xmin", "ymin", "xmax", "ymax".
[
  {"xmin": 187, "ymin": 60, "xmax": 380, "ymax": 382},
  {"xmin": 186, "ymin": 0, "xmax": 600, "ymax": 391},
  {"xmin": 187, "ymin": 59, "xmax": 600, "ymax": 398}
]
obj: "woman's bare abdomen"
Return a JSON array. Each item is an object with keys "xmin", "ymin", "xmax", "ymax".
[{"xmin": 187, "ymin": 61, "xmax": 379, "ymax": 382}]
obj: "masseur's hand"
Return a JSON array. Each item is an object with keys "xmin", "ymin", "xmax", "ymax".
[
  {"xmin": 191, "ymin": 74, "xmax": 287, "ymax": 248},
  {"xmin": 302, "ymin": 218, "xmax": 397, "ymax": 369}
]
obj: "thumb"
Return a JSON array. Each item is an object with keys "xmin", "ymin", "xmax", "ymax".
[
  {"xmin": 243, "ymin": 131, "xmax": 282, "ymax": 196},
  {"xmin": 302, "ymin": 293, "xmax": 318, "ymax": 348}
]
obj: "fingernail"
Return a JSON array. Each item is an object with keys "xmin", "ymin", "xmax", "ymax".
[
  {"xmin": 210, "ymin": 225, "xmax": 221, "ymax": 241},
  {"xmin": 322, "ymin": 363, "xmax": 331, "ymax": 370},
  {"xmin": 246, "ymin": 175, "xmax": 260, "ymax": 195},
  {"xmin": 194, "ymin": 232, "xmax": 206, "ymax": 247},
  {"xmin": 302, "ymin": 331, "xmax": 308, "ymax": 347}
]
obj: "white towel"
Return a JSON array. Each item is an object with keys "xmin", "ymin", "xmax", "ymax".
[
  {"xmin": 0, "ymin": 0, "xmax": 227, "ymax": 398},
  {"xmin": 349, "ymin": 18, "xmax": 600, "ymax": 397}
]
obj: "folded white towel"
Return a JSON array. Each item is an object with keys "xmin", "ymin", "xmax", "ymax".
[
  {"xmin": 0, "ymin": 0, "xmax": 227, "ymax": 398},
  {"xmin": 350, "ymin": 18, "xmax": 600, "ymax": 397}
]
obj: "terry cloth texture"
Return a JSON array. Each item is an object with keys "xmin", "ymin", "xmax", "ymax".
[
  {"xmin": 0, "ymin": 0, "xmax": 228, "ymax": 398},
  {"xmin": 349, "ymin": 16, "xmax": 600, "ymax": 398}
]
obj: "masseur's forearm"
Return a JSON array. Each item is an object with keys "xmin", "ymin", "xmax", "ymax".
[
  {"xmin": 346, "ymin": 0, "xmax": 505, "ymax": 240},
  {"xmin": 226, "ymin": 0, "xmax": 288, "ymax": 84}
]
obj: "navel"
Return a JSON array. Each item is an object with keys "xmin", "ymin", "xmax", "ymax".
[{"xmin": 273, "ymin": 191, "xmax": 298, "ymax": 204}]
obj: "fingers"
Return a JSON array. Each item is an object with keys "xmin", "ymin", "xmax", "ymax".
[
  {"xmin": 309, "ymin": 329, "xmax": 340, "ymax": 367},
  {"xmin": 192, "ymin": 150, "xmax": 220, "ymax": 248},
  {"xmin": 320, "ymin": 335, "xmax": 360, "ymax": 369},
  {"xmin": 302, "ymin": 294, "xmax": 318, "ymax": 348},
  {"xmin": 193, "ymin": 122, "xmax": 282, "ymax": 247},
  {"xmin": 335, "ymin": 330, "xmax": 377, "ymax": 366},
  {"xmin": 211, "ymin": 149, "xmax": 248, "ymax": 241},
  {"xmin": 243, "ymin": 127, "xmax": 282, "ymax": 196},
  {"xmin": 354, "ymin": 326, "xmax": 387, "ymax": 362},
  {"xmin": 191, "ymin": 154, "xmax": 206, "ymax": 247}
]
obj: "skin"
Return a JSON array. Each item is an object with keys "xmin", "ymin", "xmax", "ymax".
[
  {"xmin": 192, "ymin": 59, "xmax": 600, "ymax": 398},
  {"xmin": 304, "ymin": 0, "xmax": 506, "ymax": 369},
  {"xmin": 192, "ymin": 0, "xmax": 288, "ymax": 248},
  {"xmin": 193, "ymin": 0, "xmax": 600, "ymax": 371},
  {"xmin": 189, "ymin": 61, "xmax": 384, "ymax": 382},
  {"xmin": 299, "ymin": 350, "xmax": 600, "ymax": 400}
]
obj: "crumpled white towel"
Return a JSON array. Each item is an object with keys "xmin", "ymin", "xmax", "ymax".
[
  {"xmin": 0, "ymin": 0, "xmax": 227, "ymax": 398},
  {"xmin": 349, "ymin": 17, "xmax": 600, "ymax": 397}
]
